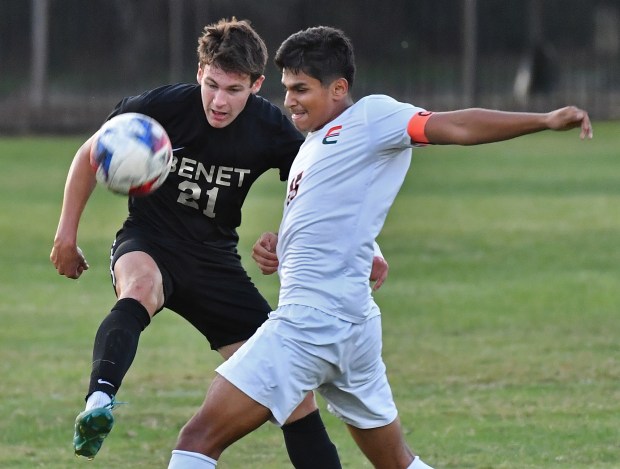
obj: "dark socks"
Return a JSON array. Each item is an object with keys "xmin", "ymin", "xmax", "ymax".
[
  {"xmin": 87, "ymin": 298, "xmax": 151, "ymax": 398},
  {"xmin": 281, "ymin": 409, "xmax": 342, "ymax": 469}
]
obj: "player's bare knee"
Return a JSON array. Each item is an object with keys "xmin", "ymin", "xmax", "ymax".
[
  {"xmin": 114, "ymin": 270, "xmax": 163, "ymax": 314},
  {"xmin": 116, "ymin": 280, "xmax": 161, "ymax": 314},
  {"xmin": 285, "ymin": 393, "xmax": 318, "ymax": 424}
]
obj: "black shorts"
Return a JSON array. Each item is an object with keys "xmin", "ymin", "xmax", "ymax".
[{"xmin": 110, "ymin": 229, "xmax": 271, "ymax": 350}]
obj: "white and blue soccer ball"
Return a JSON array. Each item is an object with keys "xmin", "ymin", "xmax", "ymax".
[{"xmin": 90, "ymin": 112, "xmax": 173, "ymax": 196}]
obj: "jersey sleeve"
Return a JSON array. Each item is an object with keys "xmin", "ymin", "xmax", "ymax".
[{"xmin": 363, "ymin": 95, "xmax": 427, "ymax": 154}]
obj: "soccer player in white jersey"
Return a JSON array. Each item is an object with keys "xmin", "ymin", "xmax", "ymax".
[{"xmin": 167, "ymin": 26, "xmax": 592, "ymax": 469}]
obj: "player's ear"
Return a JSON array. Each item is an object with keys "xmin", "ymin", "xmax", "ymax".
[
  {"xmin": 332, "ymin": 78, "xmax": 349, "ymax": 100},
  {"xmin": 251, "ymin": 75, "xmax": 265, "ymax": 94},
  {"xmin": 196, "ymin": 63, "xmax": 204, "ymax": 84}
]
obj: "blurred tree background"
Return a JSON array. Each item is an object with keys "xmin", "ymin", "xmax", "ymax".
[{"xmin": 1, "ymin": 0, "xmax": 619, "ymax": 133}]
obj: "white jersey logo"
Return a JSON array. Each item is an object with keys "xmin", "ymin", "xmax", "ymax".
[{"xmin": 322, "ymin": 125, "xmax": 342, "ymax": 145}]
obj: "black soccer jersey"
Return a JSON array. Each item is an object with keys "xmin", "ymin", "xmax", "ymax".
[{"xmin": 107, "ymin": 84, "xmax": 303, "ymax": 244}]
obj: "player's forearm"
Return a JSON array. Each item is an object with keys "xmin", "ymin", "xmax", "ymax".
[
  {"xmin": 54, "ymin": 139, "xmax": 98, "ymax": 243},
  {"xmin": 427, "ymin": 109, "xmax": 549, "ymax": 145}
]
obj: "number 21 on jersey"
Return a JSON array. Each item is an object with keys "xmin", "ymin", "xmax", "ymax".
[{"xmin": 177, "ymin": 181, "xmax": 218, "ymax": 218}]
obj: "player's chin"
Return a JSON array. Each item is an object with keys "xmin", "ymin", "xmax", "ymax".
[{"xmin": 290, "ymin": 113, "xmax": 311, "ymax": 131}]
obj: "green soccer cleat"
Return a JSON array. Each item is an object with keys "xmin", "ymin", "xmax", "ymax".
[{"xmin": 73, "ymin": 400, "xmax": 116, "ymax": 459}]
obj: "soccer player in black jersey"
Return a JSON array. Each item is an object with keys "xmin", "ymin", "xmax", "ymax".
[{"xmin": 51, "ymin": 18, "xmax": 377, "ymax": 467}]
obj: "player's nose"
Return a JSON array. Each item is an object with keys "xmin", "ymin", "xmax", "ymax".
[
  {"xmin": 283, "ymin": 91, "xmax": 296, "ymax": 109},
  {"xmin": 212, "ymin": 89, "xmax": 227, "ymax": 107}
]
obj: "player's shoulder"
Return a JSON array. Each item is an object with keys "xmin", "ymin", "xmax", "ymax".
[
  {"xmin": 138, "ymin": 83, "xmax": 199, "ymax": 107},
  {"xmin": 361, "ymin": 94, "xmax": 398, "ymax": 103},
  {"xmin": 358, "ymin": 94, "xmax": 411, "ymax": 109},
  {"xmin": 244, "ymin": 94, "xmax": 287, "ymax": 121},
  {"xmin": 239, "ymin": 94, "xmax": 301, "ymax": 140},
  {"xmin": 355, "ymin": 95, "xmax": 423, "ymax": 122},
  {"xmin": 114, "ymin": 83, "xmax": 199, "ymax": 116}
]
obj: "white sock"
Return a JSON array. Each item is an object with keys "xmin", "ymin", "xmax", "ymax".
[
  {"xmin": 85, "ymin": 391, "xmax": 112, "ymax": 411},
  {"xmin": 168, "ymin": 450, "xmax": 217, "ymax": 468},
  {"xmin": 408, "ymin": 456, "xmax": 434, "ymax": 469}
]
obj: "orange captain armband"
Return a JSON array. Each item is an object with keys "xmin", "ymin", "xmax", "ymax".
[{"xmin": 407, "ymin": 111, "xmax": 433, "ymax": 145}]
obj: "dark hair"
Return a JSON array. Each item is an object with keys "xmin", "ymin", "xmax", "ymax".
[
  {"xmin": 274, "ymin": 26, "xmax": 355, "ymax": 88},
  {"xmin": 197, "ymin": 17, "xmax": 267, "ymax": 83}
]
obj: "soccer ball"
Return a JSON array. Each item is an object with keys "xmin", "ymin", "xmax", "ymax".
[{"xmin": 90, "ymin": 112, "xmax": 173, "ymax": 196}]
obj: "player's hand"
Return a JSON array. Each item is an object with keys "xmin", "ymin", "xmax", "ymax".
[
  {"xmin": 50, "ymin": 242, "xmax": 89, "ymax": 279},
  {"xmin": 370, "ymin": 255, "xmax": 389, "ymax": 291},
  {"xmin": 546, "ymin": 106, "xmax": 593, "ymax": 139},
  {"xmin": 252, "ymin": 232, "xmax": 279, "ymax": 275}
]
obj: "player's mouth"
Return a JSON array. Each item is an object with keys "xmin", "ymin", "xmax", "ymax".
[
  {"xmin": 289, "ymin": 108, "xmax": 307, "ymax": 122},
  {"xmin": 210, "ymin": 109, "xmax": 228, "ymax": 121}
]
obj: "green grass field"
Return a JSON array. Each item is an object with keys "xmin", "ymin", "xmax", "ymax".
[{"xmin": 0, "ymin": 123, "xmax": 618, "ymax": 468}]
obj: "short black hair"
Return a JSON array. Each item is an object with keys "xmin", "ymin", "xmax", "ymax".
[{"xmin": 275, "ymin": 26, "xmax": 355, "ymax": 88}]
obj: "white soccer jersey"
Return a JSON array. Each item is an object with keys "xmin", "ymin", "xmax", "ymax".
[{"xmin": 277, "ymin": 94, "xmax": 425, "ymax": 323}]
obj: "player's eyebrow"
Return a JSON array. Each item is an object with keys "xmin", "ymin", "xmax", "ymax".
[
  {"xmin": 282, "ymin": 81, "xmax": 308, "ymax": 91},
  {"xmin": 205, "ymin": 77, "xmax": 246, "ymax": 92}
]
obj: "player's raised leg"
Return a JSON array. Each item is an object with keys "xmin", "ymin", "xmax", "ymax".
[{"xmin": 73, "ymin": 251, "xmax": 162, "ymax": 459}]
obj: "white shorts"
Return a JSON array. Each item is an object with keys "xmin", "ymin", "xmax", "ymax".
[{"xmin": 216, "ymin": 304, "xmax": 398, "ymax": 428}]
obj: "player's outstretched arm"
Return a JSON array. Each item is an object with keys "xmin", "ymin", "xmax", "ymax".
[
  {"xmin": 422, "ymin": 106, "xmax": 593, "ymax": 146},
  {"xmin": 50, "ymin": 135, "xmax": 98, "ymax": 279},
  {"xmin": 252, "ymin": 232, "xmax": 279, "ymax": 275}
]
